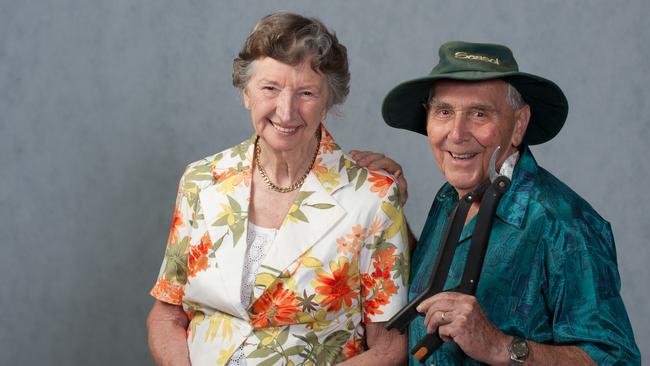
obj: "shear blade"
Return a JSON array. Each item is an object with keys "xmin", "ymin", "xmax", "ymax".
[{"xmin": 489, "ymin": 146, "xmax": 501, "ymax": 182}]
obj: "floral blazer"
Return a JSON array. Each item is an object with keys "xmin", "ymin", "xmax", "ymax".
[{"xmin": 151, "ymin": 125, "xmax": 409, "ymax": 366}]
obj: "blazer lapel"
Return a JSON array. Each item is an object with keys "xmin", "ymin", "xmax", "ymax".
[
  {"xmin": 253, "ymin": 171, "xmax": 346, "ymax": 297},
  {"xmin": 252, "ymin": 126, "xmax": 350, "ymax": 300},
  {"xmin": 198, "ymin": 138, "xmax": 254, "ymax": 319},
  {"xmin": 199, "ymin": 126, "xmax": 352, "ymax": 316}
]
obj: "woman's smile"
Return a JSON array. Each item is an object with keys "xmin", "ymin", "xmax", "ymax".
[{"xmin": 269, "ymin": 120, "xmax": 301, "ymax": 135}]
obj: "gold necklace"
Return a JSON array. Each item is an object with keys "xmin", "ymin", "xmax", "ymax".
[{"xmin": 255, "ymin": 134, "xmax": 320, "ymax": 193}]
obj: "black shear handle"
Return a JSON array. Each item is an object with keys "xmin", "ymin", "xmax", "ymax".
[
  {"xmin": 385, "ymin": 188, "xmax": 479, "ymax": 334},
  {"xmin": 412, "ymin": 176, "xmax": 510, "ymax": 363}
]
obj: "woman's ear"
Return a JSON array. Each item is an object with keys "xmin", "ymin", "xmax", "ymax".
[
  {"xmin": 321, "ymin": 107, "xmax": 329, "ymax": 121},
  {"xmin": 242, "ymin": 88, "xmax": 251, "ymax": 110}
]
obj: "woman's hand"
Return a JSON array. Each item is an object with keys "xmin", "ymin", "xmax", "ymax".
[
  {"xmin": 337, "ymin": 322, "xmax": 407, "ymax": 365},
  {"xmin": 350, "ymin": 150, "xmax": 408, "ymax": 205},
  {"xmin": 147, "ymin": 300, "xmax": 191, "ymax": 366}
]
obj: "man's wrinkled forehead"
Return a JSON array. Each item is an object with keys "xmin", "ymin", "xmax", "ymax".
[{"xmin": 427, "ymin": 79, "xmax": 510, "ymax": 105}]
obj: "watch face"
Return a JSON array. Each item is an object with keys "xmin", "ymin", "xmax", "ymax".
[{"xmin": 511, "ymin": 340, "xmax": 529, "ymax": 359}]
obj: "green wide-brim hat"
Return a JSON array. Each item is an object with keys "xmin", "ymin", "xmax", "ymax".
[{"xmin": 382, "ymin": 41, "xmax": 568, "ymax": 145}]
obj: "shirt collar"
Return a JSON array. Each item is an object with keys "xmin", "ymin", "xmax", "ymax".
[{"xmin": 496, "ymin": 146, "xmax": 537, "ymax": 228}]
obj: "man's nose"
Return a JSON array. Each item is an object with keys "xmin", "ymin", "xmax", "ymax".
[
  {"xmin": 448, "ymin": 114, "xmax": 471, "ymax": 143},
  {"xmin": 276, "ymin": 91, "xmax": 297, "ymax": 122}
]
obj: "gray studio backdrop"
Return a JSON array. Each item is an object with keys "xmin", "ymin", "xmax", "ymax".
[{"xmin": 1, "ymin": 1, "xmax": 648, "ymax": 364}]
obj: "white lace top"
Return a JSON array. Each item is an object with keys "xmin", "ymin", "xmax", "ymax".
[{"xmin": 226, "ymin": 222, "xmax": 278, "ymax": 366}]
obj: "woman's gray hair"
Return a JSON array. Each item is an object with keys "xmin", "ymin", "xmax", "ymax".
[{"xmin": 232, "ymin": 12, "xmax": 350, "ymax": 109}]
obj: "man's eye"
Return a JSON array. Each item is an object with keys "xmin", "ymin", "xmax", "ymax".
[
  {"xmin": 436, "ymin": 109, "xmax": 452, "ymax": 116},
  {"xmin": 301, "ymin": 91, "xmax": 315, "ymax": 97},
  {"xmin": 472, "ymin": 111, "xmax": 486, "ymax": 118}
]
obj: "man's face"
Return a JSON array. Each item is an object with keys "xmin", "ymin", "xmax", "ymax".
[{"xmin": 426, "ymin": 79, "xmax": 530, "ymax": 197}]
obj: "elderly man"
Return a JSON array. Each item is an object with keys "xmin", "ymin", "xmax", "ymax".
[{"xmin": 353, "ymin": 41, "xmax": 640, "ymax": 365}]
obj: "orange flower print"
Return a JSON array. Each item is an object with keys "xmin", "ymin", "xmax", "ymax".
[
  {"xmin": 210, "ymin": 167, "xmax": 235, "ymax": 182},
  {"xmin": 343, "ymin": 338, "xmax": 363, "ymax": 358},
  {"xmin": 336, "ymin": 237, "xmax": 361, "ymax": 256},
  {"xmin": 367, "ymin": 217, "xmax": 384, "ymax": 238},
  {"xmin": 312, "ymin": 157, "xmax": 329, "ymax": 175},
  {"xmin": 211, "ymin": 167, "xmax": 252, "ymax": 193},
  {"xmin": 362, "ymin": 247, "xmax": 399, "ymax": 322},
  {"xmin": 187, "ymin": 232, "xmax": 212, "ymax": 277},
  {"xmin": 346, "ymin": 225, "xmax": 366, "ymax": 244},
  {"xmin": 312, "ymin": 156, "xmax": 340, "ymax": 187},
  {"xmin": 238, "ymin": 168, "xmax": 252, "ymax": 187},
  {"xmin": 250, "ymin": 282, "xmax": 300, "ymax": 329},
  {"xmin": 372, "ymin": 246, "xmax": 397, "ymax": 275},
  {"xmin": 319, "ymin": 129, "xmax": 336, "ymax": 154},
  {"xmin": 336, "ymin": 225, "xmax": 366, "ymax": 256},
  {"xmin": 151, "ymin": 278, "xmax": 185, "ymax": 305},
  {"xmin": 368, "ymin": 171, "xmax": 394, "ymax": 198},
  {"xmin": 379, "ymin": 279, "xmax": 398, "ymax": 301},
  {"xmin": 363, "ymin": 275, "xmax": 398, "ymax": 322},
  {"xmin": 167, "ymin": 207, "xmax": 183, "ymax": 245},
  {"xmin": 314, "ymin": 258, "xmax": 360, "ymax": 312},
  {"xmin": 363, "ymin": 298, "xmax": 383, "ymax": 322},
  {"xmin": 361, "ymin": 273, "xmax": 376, "ymax": 296}
]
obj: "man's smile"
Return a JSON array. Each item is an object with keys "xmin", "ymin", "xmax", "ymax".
[{"xmin": 448, "ymin": 151, "xmax": 479, "ymax": 160}]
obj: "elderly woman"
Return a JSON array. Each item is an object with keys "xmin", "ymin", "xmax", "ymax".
[{"xmin": 146, "ymin": 12, "xmax": 408, "ymax": 366}]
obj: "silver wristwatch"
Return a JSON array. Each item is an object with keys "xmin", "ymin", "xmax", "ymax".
[{"xmin": 508, "ymin": 337, "xmax": 529, "ymax": 365}]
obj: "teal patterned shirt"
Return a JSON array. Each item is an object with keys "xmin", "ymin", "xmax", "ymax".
[{"xmin": 408, "ymin": 147, "xmax": 640, "ymax": 365}]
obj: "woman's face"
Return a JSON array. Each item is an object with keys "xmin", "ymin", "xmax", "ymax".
[{"xmin": 243, "ymin": 56, "xmax": 329, "ymax": 155}]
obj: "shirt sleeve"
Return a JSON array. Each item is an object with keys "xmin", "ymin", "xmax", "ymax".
[
  {"xmin": 545, "ymin": 218, "xmax": 640, "ymax": 365},
  {"xmin": 360, "ymin": 180, "xmax": 410, "ymax": 323},
  {"xmin": 150, "ymin": 170, "xmax": 192, "ymax": 306}
]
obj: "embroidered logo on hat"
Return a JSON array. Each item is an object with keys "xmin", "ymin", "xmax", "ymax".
[{"xmin": 454, "ymin": 51, "xmax": 500, "ymax": 65}]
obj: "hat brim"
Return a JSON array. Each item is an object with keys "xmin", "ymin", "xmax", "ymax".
[{"xmin": 381, "ymin": 71, "xmax": 568, "ymax": 145}]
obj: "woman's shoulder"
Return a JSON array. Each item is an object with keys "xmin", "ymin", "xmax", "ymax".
[
  {"xmin": 316, "ymin": 146, "xmax": 396, "ymax": 193},
  {"xmin": 332, "ymin": 158, "xmax": 401, "ymax": 211},
  {"xmin": 179, "ymin": 137, "xmax": 255, "ymax": 191}
]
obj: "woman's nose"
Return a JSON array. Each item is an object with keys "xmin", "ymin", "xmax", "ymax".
[{"xmin": 275, "ymin": 91, "xmax": 297, "ymax": 122}]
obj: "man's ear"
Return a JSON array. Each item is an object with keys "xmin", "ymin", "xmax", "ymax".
[{"xmin": 511, "ymin": 105, "xmax": 531, "ymax": 147}]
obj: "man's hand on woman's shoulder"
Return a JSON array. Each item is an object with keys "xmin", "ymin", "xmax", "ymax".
[{"xmin": 350, "ymin": 150, "xmax": 408, "ymax": 206}]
